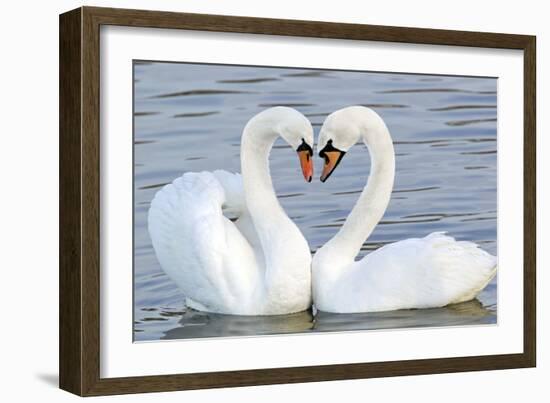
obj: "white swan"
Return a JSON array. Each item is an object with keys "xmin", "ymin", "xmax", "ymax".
[
  {"xmin": 312, "ymin": 106, "xmax": 497, "ymax": 313},
  {"xmin": 148, "ymin": 107, "xmax": 314, "ymax": 315}
]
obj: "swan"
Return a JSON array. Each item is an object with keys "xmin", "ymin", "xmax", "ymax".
[
  {"xmin": 148, "ymin": 107, "xmax": 314, "ymax": 315},
  {"xmin": 312, "ymin": 106, "xmax": 497, "ymax": 313}
]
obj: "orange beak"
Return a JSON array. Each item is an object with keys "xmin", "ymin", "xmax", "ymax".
[
  {"xmin": 320, "ymin": 150, "xmax": 345, "ymax": 182},
  {"xmin": 297, "ymin": 150, "xmax": 313, "ymax": 182}
]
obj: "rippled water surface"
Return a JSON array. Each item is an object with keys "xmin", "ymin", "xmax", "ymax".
[{"xmin": 133, "ymin": 61, "xmax": 497, "ymax": 341}]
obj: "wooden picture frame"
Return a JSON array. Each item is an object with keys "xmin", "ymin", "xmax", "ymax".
[{"xmin": 59, "ymin": 6, "xmax": 536, "ymax": 396}]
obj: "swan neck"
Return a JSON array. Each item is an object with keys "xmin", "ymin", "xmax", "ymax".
[
  {"xmin": 240, "ymin": 113, "xmax": 308, "ymax": 296},
  {"xmin": 240, "ymin": 122, "xmax": 283, "ymax": 225},
  {"xmin": 328, "ymin": 125, "xmax": 395, "ymax": 260}
]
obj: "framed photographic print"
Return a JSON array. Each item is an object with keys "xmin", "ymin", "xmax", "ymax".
[{"xmin": 59, "ymin": 6, "xmax": 536, "ymax": 396}]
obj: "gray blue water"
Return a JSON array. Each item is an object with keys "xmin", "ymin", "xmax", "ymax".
[{"xmin": 133, "ymin": 61, "xmax": 497, "ymax": 341}]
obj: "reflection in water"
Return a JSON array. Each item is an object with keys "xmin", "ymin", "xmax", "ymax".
[
  {"xmin": 314, "ymin": 299, "xmax": 494, "ymax": 332},
  {"xmin": 163, "ymin": 310, "xmax": 314, "ymax": 340},
  {"xmin": 161, "ymin": 299, "xmax": 494, "ymax": 340},
  {"xmin": 258, "ymin": 102, "xmax": 317, "ymax": 108},
  {"xmin": 133, "ymin": 62, "xmax": 498, "ymax": 341},
  {"xmin": 428, "ymin": 104, "xmax": 496, "ymax": 112},
  {"xmin": 153, "ymin": 89, "xmax": 253, "ymax": 98},
  {"xmin": 446, "ymin": 118, "xmax": 498, "ymax": 127},
  {"xmin": 360, "ymin": 103, "xmax": 409, "ymax": 109},
  {"xmin": 281, "ymin": 71, "xmax": 333, "ymax": 78},
  {"xmin": 218, "ymin": 77, "xmax": 280, "ymax": 84},
  {"xmin": 376, "ymin": 88, "xmax": 496, "ymax": 94},
  {"xmin": 134, "ymin": 111, "xmax": 159, "ymax": 116},
  {"xmin": 173, "ymin": 111, "xmax": 219, "ymax": 118}
]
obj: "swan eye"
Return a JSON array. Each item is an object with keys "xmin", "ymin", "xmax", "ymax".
[
  {"xmin": 296, "ymin": 138, "xmax": 313, "ymax": 156},
  {"xmin": 319, "ymin": 139, "xmax": 340, "ymax": 160},
  {"xmin": 319, "ymin": 140, "xmax": 346, "ymax": 182}
]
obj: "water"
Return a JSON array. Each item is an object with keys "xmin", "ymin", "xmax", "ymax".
[{"xmin": 133, "ymin": 61, "xmax": 497, "ymax": 341}]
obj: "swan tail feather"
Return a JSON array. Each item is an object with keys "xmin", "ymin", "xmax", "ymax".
[{"xmin": 422, "ymin": 232, "xmax": 497, "ymax": 305}]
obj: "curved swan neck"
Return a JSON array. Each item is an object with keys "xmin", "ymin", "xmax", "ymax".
[
  {"xmin": 240, "ymin": 112, "xmax": 287, "ymax": 229},
  {"xmin": 325, "ymin": 116, "xmax": 395, "ymax": 261},
  {"xmin": 240, "ymin": 110, "xmax": 308, "ymax": 294}
]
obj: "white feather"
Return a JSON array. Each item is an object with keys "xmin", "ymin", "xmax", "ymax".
[
  {"xmin": 315, "ymin": 232, "xmax": 496, "ymax": 313},
  {"xmin": 148, "ymin": 171, "xmax": 261, "ymax": 314}
]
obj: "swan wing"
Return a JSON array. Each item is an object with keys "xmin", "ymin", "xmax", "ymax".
[
  {"xmin": 334, "ymin": 232, "xmax": 496, "ymax": 312},
  {"xmin": 148, "ymin": 171, "xmax": 260, "ymax": 313},
  {"xmin": 212, "ymin": 170, "xmax": 264, "ymax": 263},
  {"xmin": 212, "ymin": 169, "xmax": 246, "ymax": 217}
]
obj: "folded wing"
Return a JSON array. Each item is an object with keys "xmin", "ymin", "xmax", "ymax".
[
  {"xmin": 148, "ymin": 170, "xmax": 261, "ymax": 313},
  {"xmin": 334, "ymin": 232, "xmax": 497, "ymax": 312}
]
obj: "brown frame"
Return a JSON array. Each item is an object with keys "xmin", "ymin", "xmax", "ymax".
[{"xmin": 59, "ymin": 6, "xmax": 536, "ymax": 396}]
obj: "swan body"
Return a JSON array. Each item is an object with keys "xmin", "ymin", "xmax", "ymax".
[
  {"xmin": 313, "ymin": 106, "xmax": 497, "ymax": 313},
  {"xmin": 148, "ymin": 107, "xmax": 314, "ymax": 315}
]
